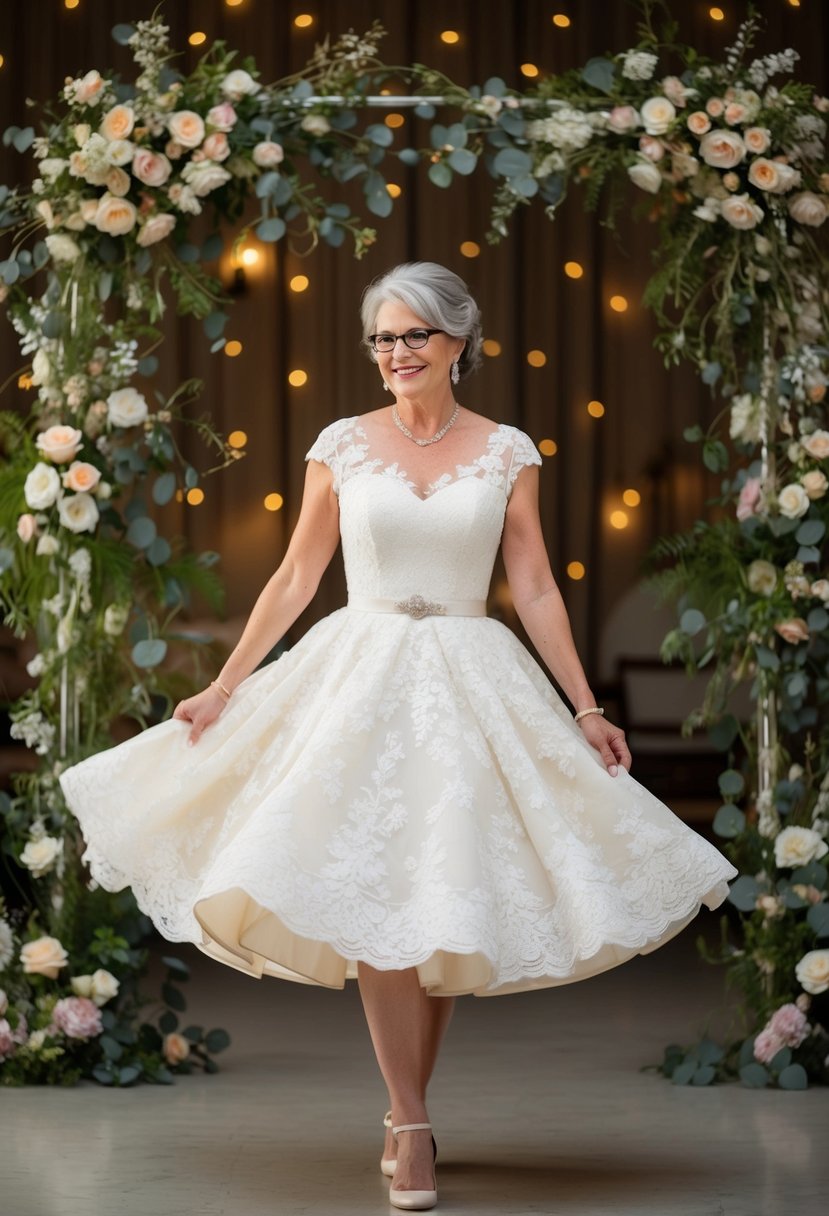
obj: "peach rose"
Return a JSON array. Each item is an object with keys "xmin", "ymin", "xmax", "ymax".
[
  {"xmin": 73, "ymin": 70, "xmax": 107, "ymax": 106},
  {"xmin": 801, "ymin": 429, "xmax": 829, "ymax": 459},
  {"xmin": 801, "ymin": 469, "xmax": 828, "ymax": 499},
  {"xmin": 720, "ymin": 193, "xmax": 763, "ymax": 229},
  {"xmin": 136, "ymin": 213, "xmax": 176, "ymax": 247},
  {"xmin": 132, "ymin": 149, "xmax": 172, "ymax": 187},
  {"xmin": 202, "ymin": 132, "xmax": 230, "ymax": 162},
  {"xmin": 80, "ymin": 198, "xmax": 100, "ymax": 224},
  {"xmin": 100, "ymin": 104, "xmax": 135, "ymax": 142},
  {"xmin": 163, "ymin": 1032, "xmax": 191, "ymax": 1064},
  {"xmin": 724, "ymin": 102, "xmax": 747, "ymax": 126},
  {"xmin": 744, "ymin": 126, "xmax": 771, "ymax": 154},
  {"xmin": 167, "ymin": 110, "xmax": 205, "ymax": 149},
  {"xmin": 788, "ymin": 192, "xmax": 828, "ymax": 227},
  {"xmin": 774, "ymin": 618, "xmax": 810, "ymax": 645},
  {"xmin": 699, "ymin": 129, "xmax": 746, "ymax": 168},
  {"xmin": 105, "ymin": 166, "xmax": 131, "ymax": 197},
  {"xmin": 62, "ymin": 461, "xmax": 101, "ymax": 493},
  {"xmin": 20, "ymin": 935, "xmax": 68, "ymax": 979},
  {"xmin": 36, "ymin": 425, "xmax": 83, "ymax": 463},
  {"xmin": 94, "ymin": 192, "xmax": 137, "ymax": 235},
  {"xmin": 252, "ymin": 140, "xmax": 285, "ymax": 168},
  {"xmin": 687, "ymin": 111, "xmax": 711, "ymax": 136},
  {"xmin": 705, "ymin": 97, "xmax": 725, "ymax": 118},
  {"xmin": 165, "ymin": 140, "xmax": 185, "ymax": 160},
  {"xmin": 747, "ymin": 158, "xmax": 787, "ymax": 194}
]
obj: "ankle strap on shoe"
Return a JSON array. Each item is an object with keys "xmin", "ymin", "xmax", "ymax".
[{"xmin": 392, "ymin": 1122, "xmax": 432, "ymax": 1134}]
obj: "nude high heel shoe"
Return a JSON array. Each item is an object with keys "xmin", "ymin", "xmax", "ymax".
[
  {"xmin": 380, "ymin": 1110, "xmax": 397, "ymax": 1177},
  {"xmin": 388, "ymin": 1122, "xmax": 438, "ymax": 1211}
]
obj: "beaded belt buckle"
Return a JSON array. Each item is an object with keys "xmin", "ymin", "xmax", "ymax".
[{"xmin": 394, "ymin": 594, "xmax": 447, "ymax": 620}]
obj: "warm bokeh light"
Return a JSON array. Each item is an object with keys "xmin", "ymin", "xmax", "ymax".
[
  {"xmin": 587, "ymin": 399, "xmax": 605, "ymax": 417},
  {"xmin": 609, "ymin": 294, "xmax": 629, "ymax": 312},
  {"xmin": 64, "ymin": 0, "xmax": 80, "ymax": 8},
  {"xmin": 294, "ymin": 14, "xmax": 314, "ymax": 28},
  {"xmin": 552, "ymin": 13, "xmax": 571, "ymax": 27},
  {"xmin": 460, "ymin": 241, "xmax": 480, "ymax": 258},
  {"xmin": 228, "ymin": 430, "xmax": 247, "ymax": 449},
  {"xmin": 264, "ymin": 493, "xmax": 284, "ymax": 512},
  {"xmin": 527, "ymin": 350, "xmax": 547, "ymax": 368},
  {"xmin": 567, "ymin": 561, "xmax": 586, "ymax": 580},
  {"xmin": 290, "ymin": 274, "xmax": 310, "ymax": 292},
  {"xmin": 186, "ymin": 487, "xmax": 205, "ymax": 506},
  {"xmin": 520, "ymin": 63, "xmax": 540, "ymax": 78},
  {"xmin": 709, "ymin": 6, "xmax": 725, "ymax": 20},
  {"xmin": 240, "ymin": 247, "xmax": 260, "ymax": 267},
  {"xmin": 609, "ymin": 510, "xmax": 629, "ymax": 530},
  {"xmin": 622, "ymin": 488, "xmax": 641, "ymax": 507},
  {"xmin": 385, "ymin": 113, "xmax": 405, "ymax": 128},
  {"xmin": 188, "ymin": 32, "xmax": 207, "ymax": 46},
  {"xmin": 225, "ymin": 340, "xmax": 243, "ymax": 357},
  {"xmin": 175, "ymin": 489, "xmax": 184, "ymax": 503},
  {"xmin": 0, "ymin": 55, "xmax": 4, "ymax": 69},
  {"xmin": 18, "ymin": 373, "xmax": 33, "ymax": 389},
  {"xmin": 482, "ymin": 339, "xmax": 502, "ymax": 357},
  {"xmin": 226, "ymin": 0, "xmax": 245, "ymax": 7},
  {"xmin": 386, "ymin": 183, "xmax": 402, "ymax": 198},
  {"xmin": 539, "ymin": 438, "xmax": 558, "ymax": 456},
  {"xmin": 787, "ymin": 0, "xmax": 800, "ymax": 6},
  {"xmin": 440, "ymin": 30, "xmax": 460, "ymax": 44},
  {"xmin": 288, "ymin": 369, "xmax": 308, "ymax": 387},
  {"xmin": 564, "ymin": 261, "xmax": 584, "ymax": 279}
]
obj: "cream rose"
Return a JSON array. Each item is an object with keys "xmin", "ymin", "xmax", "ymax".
[
  {"xmin": 801, "ymin": 429, "xmax": 829, "ymax": 460},
  {"xmin": 45, "ymin": 234, "xmax": 81, "ymax": 263},
  {"xmin": 627, "ymin": 158, "xmax": 662, "ymax": 193},
  {"xmin": 17, "ymin": 513, "xmax": 38, "ymax": 543},
  {"xmin": 795, "ymin": 949, "xmax": 829, "ymax": 996},
  {"xmin": 747, "ymin": 158, "xmax": 783, "ymax": 193},
  {"xmin": 788, "ymin": 191, "xmax": 828, "ymax": 227},
  {"xmin": 74, "ymin": 70, "xmax": 107, "ymax": 106},
  {"xmin": 640, "ymin": 96, "xmax": 676, "ymax": 136},
  {"xmin": 706, "ymin": 97, "xmax": 725, "ymax": 118},
  {"xmin": 775, "ymin": 618, "xmax": 810, "ymax": 645},
  {"xmin": 103, "ymin": 602, "xmax": 130, "ymax": 636},
  {"xmin": 301, "ymin": 114, "xmax": 331, "ymax": 137},
  {"xmin": 747, "ymin": 559, "xmax": 777, "ymax": 597},
  {"xmin": 62, "ymin": 461, "xmax": 101, "ymax": 493},
  {"xmin": 58, "ymin": 492, "xmax": 100, "ymax": 534},
  {"xmin": 811, "ymin": 579, "xmax": 829, "ymax": 602},
  {"xmin": 163, "ymin": 1032, "xmax": 191, "ymax": 1064},
  {"xmin": 132, "ymin": 149, "xmax": 172, "ymax": 187},
  {"xmin": 777, "ymin": 482, "xmax": 811, "ymax": 518},
  {"xmin": 801, "ymin": 469, "xmax": 828, "ymax": 499},
  {"xmin": 23, "ymin": 467, "xmax": 60, "ymax": 511},
  {"xmin": 36, "ymin": 425, "xmax": 83, "ymax": 463},
  {"xmin": 167, "ymin": 110, "xmax": 205, "ymax": 148},
  {"xmin": 774, "ymin": 825, "xmax": 828, "ymax": 868},
  {"xmin": 35, "ymin": 534, "xmax": 60, "ymax": 557},
  {"xmin": 71, "ymin": 969, "xmax": 119, "ymax": 1007},
  {"xmin": 699, "ymin": 129, "xmax": 746, "ymax": 168},
  {"xmin": 720, "ymin": 193, "xmax": 764, "ymax": 230},
  {"xmin": 35, "ymin": 199, "xmax": 57, "ymax": 229},
  {"xmin": 136, "ymin": 213, "xmax": 176, "ymax": 247},
  {"xmin": 94, "ymin": 192, "xmax": 137, "ymax": 235},
  {"xmin": 70, "ymin": 974, "xmax": 93, "ymax": 998},
  {"xmin": 105, "ymin": 167, "xmax": 131, "ymax": 197},
  {"xmin": 686, "ymin": 111, "xmax": 711, "ymax": 136},
  {"xmin": 100, "ymin": 104, "xmax": 135, "ymax": 142},
  {"xmin": 221, "ymin": 69, "xmax": 260, "ymax": 101},
  {"xmin": 180, "ymin": 160, "xmax": 232, "ymax": 197},
  {"xmin": 104, "ymin": 139, "xmax": 135, "ymax": 167},
  {"xmin": 20, "ymin": 935, "xmax": 68, "ymax": 978},
  {"xmin": 107, "ymin": 386, "xmax": 148, "ymax": 427},
  {"xmin": 744, "ymin": 126, "xmax": 771, "ymax": 154},
  {"xmin": 252, "ymin": 140, "xmax": 285, "ymax": 168},
  {"xmin": 20, "ymin": 835, "xmax": 62, "ymax": 878}
]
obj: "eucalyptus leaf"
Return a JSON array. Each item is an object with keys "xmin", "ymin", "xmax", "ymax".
[
  {"xmin": 93, "ymin": 1065, "xmax": 115, "ymax": 1085},
  {"xmin": 365, "ymin": 123, "xmax": 393, "ymax": 147},
  {"xmin": 511, "ymin": 174, "xmax": 539, "ymax": 197},
  {"xmin": 147, "ymin": 537, "xmax": 172, "ymax": 567},
  {"xmin": 679, "ymin": 608, "xmax": 706, "ymax": 636},
  {"xmin": 158, "ymin": 1010, "xmax": 178, "ymax": 1035},
  {"xmin": 778, "ymin": 1063, "xmax": 808, "ymax": 1090},
  {"xmin": 162, "ymin": 955, "xmax": 190, "ymax": 978},
  {"xmin": 41, "ymin": 310, "xmax": 65, "ymax": 339},
  {"xmin": 755, "ymin": 645, "xmax": 780, "ymax": 671},
  {"xmin": 256, "ymin": 217, "xmax": 286, "ymax": 241},
  {"xmin": 111, "ymin": 22, "xmax": 136, "ymax": 44},
  {"xmin": 414, "ymin": 103, "xmax": 435, "ymax": 119},
  {"xmin": 132, "ymin": 638, "xmax": 167, "ymax": 668},
  {"xmin": 98, "ymin": 271, "xmax": 113, "ymax": 302},
  {"xmin": 175, "ymin": 242, "xmax": 200, "ymax": 265},
  {"xmin": 712, "ymin": 804, "xmax": 745, "ymax": 839},
  {"xmin": 185, "ymin": 466, "xmax": 199, "ymax": 489},
  {"xmin": 100, "ymin": 1033, "xmax": 123, "ymax": 1061},
  {"xmin": 581, "ymin": 56, "xmax": 616, "ymax": 94},
  {"xmin": 769, "ymin": 1046, "xmax": 792, "ymax": 1072},
  {"xmin": 428, "ymin": 161, "xmax": 453, "ymax": 188},
  {"xmin": 727, "ymin": 875, "xmax": 759, "ymax": 912},
  {"xmin": 671, "ymin": 1061, "xmax": 696, "ymax": 1085},
  {"xmin": 483, "ymin": 76, "xmax": 507, "ymax": 97},
  {"xmin": 137, "ymin": 355, "xmax": 159, "ymax": 377},
  {"xmin": 255, "ymin": 171, "xmax": 281, "ymax": 199},
  {"xmin": 162, "ymin": 982, "xmax": 187, "ymax": 1012},
  {"xmin": 201, "ymin": 233, "xmax": 224, "ymax": 262},
  {"xmin": 691, "ymin": 1064, "xmax": 716, "ymax": 1086},
  {"xmin": 126, "ymin": 517, "xmax": 157, "ymax": 549},
  {"xmin": 0, "ymin": 548, "xmax": 14, "ymax": 574},
  {"xmin": 448, "ymin": 148, "xmax": 477, "ymax": 175},
  {"xmin": 493, "ymin": 147, "xmax": 533, "ymax": 177},
  {"xmin": 497, "ymin": 110, "xmax": 526, "ymax": 138},
  {"xmin": 205, "ymin": 1028, "xmax": 231, "ymax": 1053},
  {"xmin": 795, "ymin": 519, "xmax": 825, "ymax": 546},
  {"xmin": 701, "ymin": 361, "xmax": 722, "ymax": 386},
  {"xmin": 807, "ymin": 903, "xmax": 829, "ymax": 937},
  {"xmin": 118, "ymin": 1064, "xmax": 142, "ymax": 1086},
  {"xmin": 152, "ymin": 472, "xmax": 177, "ymax": 506},
  {"xmin": 807, "ymin": 607, "xmax": 829, "ymax": 631},
  {"xmin": 203, "ymin": 311, "xmax": 228, "ymax": 340},
  {"xmin": 12, "ymin": 127, "xmax": 35, "ymax": 153},
  {"xmin": 398, "ymin": 147, "xmax": 420, "ymax": 166},
  {"xmin": 739, "ymin": 1062, "xmax": 768, "ymax": 1088},
  {"xmin": 797, "ymin": 546, "xmax": 821, "ymax": 565}
]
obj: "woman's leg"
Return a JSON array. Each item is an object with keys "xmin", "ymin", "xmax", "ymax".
[{"xmin": 357, "ymin": 961, "xmax": 455, "ymax": 1191}]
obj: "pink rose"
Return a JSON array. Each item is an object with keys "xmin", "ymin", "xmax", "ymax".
[
  {"xmin": 639, "ymin": 135, "xmax": 665, "ymax": 162},
  {"xmin": 774, "ymin": 618, "xmax": 810, "ymax": 645},
  {"xmin": 736, "ymin": 476, "xmax": 762, "ymax": 521},
  {"xmin": 74, "ymin": 70, "xmax": 107, "ymax": 106},
  {"xmin": 706, "ymin": 97, "xmax": 725, "ymax": 118},
  {"xmin": 686, "ymin": 111, "xmax": 711, "ymax": 136},
  {"xmin": 608, "ymin": 105, "xmax": 639, "ymax": 133},
  {"xmin": 52, "ymin": 996, "xmax": 103, "ymax": 1040},
  {"xmin": 0, "ymin": 1014, "xmax": 27, "ymax": 1060},
  {"xmin": 253, "ymin": 140, "xmax": 285, "ymax": 168},
  {"xmin": 753, "ymin": 1027, "xmax": 782, "ymax": 1064},
  {"xmin": 132, "ymin": 149, "xmax": 172, "ymax": 187},
  {"xmin": 661, "ymin": 76, "xmax": 689, "ymax": 108},
  {"xmin": 165, "ymin": 140, "xmax": 185, "ymax": 160},
  {"xmin": 767, "ymin": 1003, "xmax": 810, "ymax": 1048},
  {"xmin": 202, "ymin": 132, "xmax": 230, "ymax": 162},
  {"xmin": 136, "ymin": 213, "xmax": 176, "ymax": 247},
  {"xmin": 206, "ymin": 102, "xmax": 237, "ymax": 132},
  {"xmin": 17, "ymin": 513, "xmax": 38, "ymax": 543}
]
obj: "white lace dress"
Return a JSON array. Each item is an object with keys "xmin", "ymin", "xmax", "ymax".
[{"xmin": 59, "ymin": 415, "xmax": 737, "ymax": 997}]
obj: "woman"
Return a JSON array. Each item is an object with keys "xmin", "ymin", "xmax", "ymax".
[{"xmin": 60, "ymin": 261, "xmax": 737, "ymax": 1212}]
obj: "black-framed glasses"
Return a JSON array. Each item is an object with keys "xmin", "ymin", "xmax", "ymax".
[{"xmin": 367, "ymin": 328, "xmax": 444, "ymax": 353}]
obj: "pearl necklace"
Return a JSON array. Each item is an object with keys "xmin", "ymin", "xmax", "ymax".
[{"xmin": 392, "ymin": 401, "xmax": 460, "ymax": 446}]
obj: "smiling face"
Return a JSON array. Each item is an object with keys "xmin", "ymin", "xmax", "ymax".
[{"xmin": 372, "ymin": 300, "xmax": 465, "ymax": 401}]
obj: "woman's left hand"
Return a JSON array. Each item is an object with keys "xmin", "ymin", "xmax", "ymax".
[{"xmin": 577, "ymin": 713, "xmax": 632, "ymax": 777}]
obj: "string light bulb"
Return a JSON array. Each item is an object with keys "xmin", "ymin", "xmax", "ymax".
[
  {"xmin": 290, "ymin": 274, "xmax": 310, "ymax": 292},
  {"xmin": 288, "ymin": 369, "xmax": 308, "ymax": 387},
  {"xmin": 228, "ymin": 430, "xmax": 247, "ymax": 448},
  {"xmin": 527, "ymin": 350, "xmax": 547, "ymax": 367},
  {"xmin": 294, "ymin": 14, "xmax": 314, "ymax": 28},
  {"xmin": 460, "ymin": 241, "xmax": 480, "ymax": 258},
  {"xmin": 385, "ymin": 113, "xmax": 405, "ymax": 128},
  {"xmin": 225, "ymin": 0, "xmax": 245, "ymax": 6},
  {"xmin": 482, "ymin": 339, "xmax": 502, "ymax": 357},
  {"xmin": 539, "ymin": 438, "xmax": 557, "ymax": 456},
  {"xmin": 609, "ymin": 294, "xmax": 628, "ymax": 312},
  {"xmin": 188, "ymin": 32, "xmax": 207, "ymax": 46},
  {"xmin": 709, "ymin": 6, "xmax": 725, "ymax": 20},
  {"xmin": 386, "ymin": 183, "xmax": 402, "ymax": 198},
  {"xmin": 440, "ymin": 30, "xmax": 460, "ymax": 44},
  {"xmin": 564, "ymin": 261, "xmax": 583, "ymax": 279},
  {"xmin": 264, "ymin": 493, "xmax": 284, "ymax": 511},
  {"xmin": 520, "ymin": 63, "xmax": 539, "ymax": 78},
  {"xmin": 186, "ymin": 488, "xmax": 205, "ymax": 506},
  {"xmin": 64, "ymin": 0, "xmax": 80, "ymax": 8},
  {"xmin": 567, "ymin": 561, "xmax": 586, "ymax": 580},
  {"xmin": 225, "ymin": 340, "xmax": 243, "ymax": 357},
  {"xmin": 587, "ymin": 400, "xmax": 605, "ymax": 417},
  {"xmin": 552, "ymin": 13, "xmax": 571, "ymax": 27},
  {"xmin": 622, "ymin": 488, "xmax": 641, "ymax": 507},
  {"xmin": 240, "ymin": 247, "xmax": 259, "ymax": 267}
]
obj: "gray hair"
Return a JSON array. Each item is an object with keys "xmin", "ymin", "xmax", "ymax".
[{"xmin": 360, "ymin": 261, "xmax": 483, "ymax": 380}]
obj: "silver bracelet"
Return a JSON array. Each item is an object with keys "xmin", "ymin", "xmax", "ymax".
[{"xmin": 574, "ymin": 706, "xmax": 604, "ymax": 723}]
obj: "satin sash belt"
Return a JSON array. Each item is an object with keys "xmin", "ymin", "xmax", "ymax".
[{"xmin": 347, "ymin": 593, "xmax": 487, "ymax": 620}]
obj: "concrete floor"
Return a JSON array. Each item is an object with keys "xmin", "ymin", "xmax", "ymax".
[{"xmin": 3, "ymin": 925, "xmax": 825, "ymax": 1216}]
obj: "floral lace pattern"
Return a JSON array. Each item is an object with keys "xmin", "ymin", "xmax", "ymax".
[{"xmin": 59, "ymin": 416, "xmax": 737, "ymax": 997}]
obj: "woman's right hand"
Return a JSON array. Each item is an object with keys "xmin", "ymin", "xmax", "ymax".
[{"xmin": 172, "ymin": 685, "xmax": 228, "ymax": 747}]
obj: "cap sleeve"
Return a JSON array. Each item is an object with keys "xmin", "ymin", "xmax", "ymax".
[
  {"xmin": 506, "ymin": 427, "xmax": 543, "ymax": 495},
  {"xmin": 305, "ymin": 419, "xmax": 347, "ymax": 494}
]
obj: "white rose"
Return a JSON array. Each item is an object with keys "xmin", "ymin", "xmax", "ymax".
[
  {"xmin": 90, "ymin": 968, "xmax": 120, "ymax": 1007},
  {"xmin": 20, "ymin": 835, "xmax": 62, "ymax": 878},
  {"xmin": 811, "ymin": 578, "xmax": 829, "ymax": 602},
  {"xmin": 221, "ymin": 69, "xmax": 260, "ymax": 101},
  {"xmin": 39, "ymin": 158, "xmax": 68, "ymax": 182},
  {"xmin": 94, "ymin": 192, "xmax": 137, "ymax": 235},
  {"xmin": 252, "ymin": 141, "xmax": 285, "ymax": 168},
  {"xmin": 31, "ymin": 348, "xmax": 52, "ymax": 387},
  {"xmin": 801, "ymin": 469, "xmax": 828, "ymax": 499},
  {"xmin": 35, "ymin": 199, "xmax": 57, "ymax": 229},
  {"xmin": 754, "ymin": 234, "xmax": 772, "ymax": 256},
  {"xmin": 36, "ymin": 534, "xmax": 60, "ymax": 557},
  {"xmin": 24, "ymin": 462, "xmax": 61, "ymax": 510},
  {"xmin": 627, "ymin": 158, "xmax": 662, "ymax": 193},
  {"xmin": 58, "ymin": 492, "xmax": 100, "ymax": 534},
  {"xmin": 693, "ymin": 197, "xmax": 720, "ymax": 222},
  {"xmin": 795, "ymin": 949, "xmax": 829, "ymax": 996},
  {"xmin": 27, "ymin": 1029, "xmax": 48, "ymax": 1051},
  {"xmin": 74, "ymin": 122, "xmax": 91, "ymax": 145},
  {"xmin": 777, "ymin": 482, "xmax": 811, "ymax": 519},
  {"xmin": 801, "ymin": 429, "xmax": 829, "ymax": 460},
  {"xmin": 70, "ymin": 974, "xmax": 94, "ymax": 998},
  {"xmin": 107, "ymin": 386, "xmax": 148, "ymax": 427},
  {"xmin": 720, "ymin": 193, "xmax": 764, "ymax": 230},
  {"xmin": 0, "ymin": 922, "xmax": 14, "ymax": 971},
  {"xmin": 45, "ymin": 234, "xmax": 81, "ymax": 263},
  {"xmin": 137, "ymin": 213, "xmax": 176, "ymax": 247},
  {"xmin": 301, "ymin": 114, "xmax": 331, "ymax": 137},
  {"xmin": 774, "ymin": 826, "xmax": 829, "ymax": 868},
  {"xmin": 167, "ymin": 110, "xmax": 205, "ymax": 148},
  {"xmin": 699, "ymin": 129, "xmax": 746, "ymax": 169},
  {"xmin": 640, "ymin": 96, "xmax": 676, "ymax": 136},
  {"xmin": 788, "ymin": 192, "xmax": 828, "ymax": 227},
  {"xmin": 105, "ymin": 139, "xmax": 135, "ymax": 167},
  {"xmin": 180, "ymin": 159, "xmax": 232, "ymax": 197}
]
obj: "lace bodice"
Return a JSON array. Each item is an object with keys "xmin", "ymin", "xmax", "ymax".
[{"xmin": 305, "ymin": 416, "xmax": 543, "ymax": 602}]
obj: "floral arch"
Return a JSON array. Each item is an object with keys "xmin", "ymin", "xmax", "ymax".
[{"xmin": 0, "ymin": 6, "xmax": 828, "ymax": 1087}]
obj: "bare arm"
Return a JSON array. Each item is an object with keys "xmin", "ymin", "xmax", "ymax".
[
  {"xmin": 173, "ymin": 456, "xmax": 340, "ymax": 743},
  {"xmin": 501, "ymin": 464, "xmax": 632, "ymax": 775}
]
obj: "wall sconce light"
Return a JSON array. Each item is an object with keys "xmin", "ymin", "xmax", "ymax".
[{"xmin": 228, "ymin": 240, "xmax": 265, "ymax": 295}]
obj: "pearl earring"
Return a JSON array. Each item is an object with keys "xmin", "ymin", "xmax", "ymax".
[
  {"xmin": 450, "ymin": 360, "xmax": 460, "ymax": 385},
  {"xmin": 382, "ymin": 380, "xmax": 390, "ymax": 391}
]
